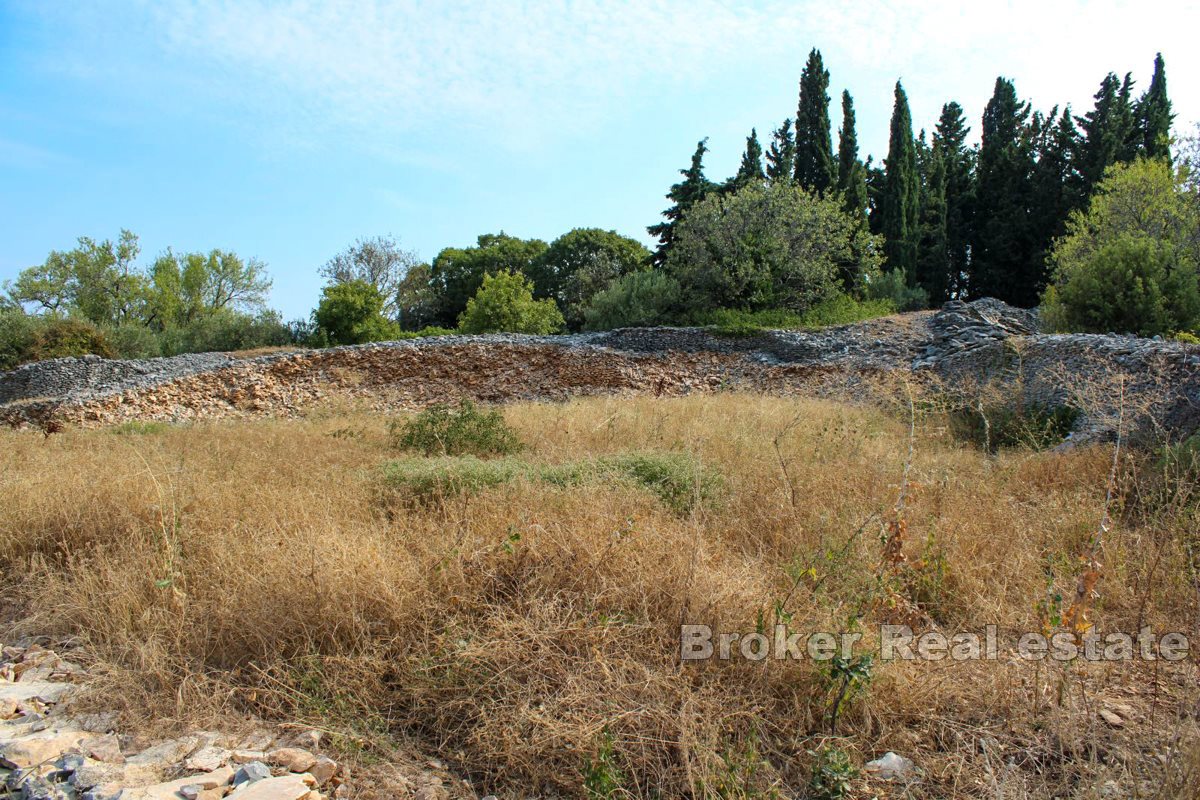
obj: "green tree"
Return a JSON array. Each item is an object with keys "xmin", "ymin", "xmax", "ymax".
[
  {"xmin": 319, "ymin": 235, "xmax": 423, "ymax": 321},
  {"xmin": 1135, "ymin": 53, "xmax": 1173, "ymax": 162},
  {"xmin": 1077, "ymin": 72, "xmax": 1137, "ymax": 196},
  {"xmin": 765, "ymin": 118, "xmax": 796, "ymax": 182},
  {"xmin": 648, "ymin": 139, "xmax": 716, "ymax": 266},
  {"xmin": 971, "ymin": 77, "xmax": 1037, "ymax": 304},
  {"xmin": 395, "ymin": 262, "xmax": 439, "ymax": 330},
  {"xmin": 313, "ymin": 280, "xmax": 400, "ymax": 345},
  {"xmin": 147, "ymin": 249, "xmax": 271, "ymax": 328},
  {"xmin": 915, "ymin": 143, "xmax": 950, "ymax": 303},
  {"xmin": 881, "ymin": 81, "xmax": 919, "ymax": 276},
  {"xmin": 1029, "ymin": 107, "xmax": 1083, "ymax": 271},
  {"xmin": 529, "ymin": 228, "xmax": 650, "ymax": 330},
  {"xmin": 794, "ymin": 49, "xmax": 836, "ymax": 193},
  {"xmin": 1043, "ymin": 159, "xmax": 1200, "ymax": 335},
  {"xmin": 665, "ymin": 181, "xmax": 882, "ymax": 312},
  {"xmin": 836, "ymin": 91, "xmax": 869, "ymax": 231},
  {"xmin": 457, "ymin": 271, "xmax": 565, "ymax": 334},
  {"xmin": 727, "ymin": 129, "xmax": 766, "ymax": 193},
  {"xmin": 932, "ymin": 102, "xmax": 974, "ymax": 298},
  {"xmin": 583, "ymin": 270, "xmax": 682, "ymax": 330},
  {"xmin": 429, "ymin": 233, "xmax": 548, "ymax": 327}
]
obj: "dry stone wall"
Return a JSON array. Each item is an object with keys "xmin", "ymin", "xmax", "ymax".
[{"xmin": 2, "ymin": 301, "xmax": 1198, "ymax": 441}]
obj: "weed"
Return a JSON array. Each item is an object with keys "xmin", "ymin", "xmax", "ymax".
[
  {"xmin": 109, "ymin": 420, "xmax": 170, "ymax": 435},
  {"xmin": 582, "ymin": 731, "xmax": 625, "ymax": 799}
]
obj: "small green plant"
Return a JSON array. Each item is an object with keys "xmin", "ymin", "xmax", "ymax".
[
  {"xmin": 1173, "ymin": 330, "xmax": 1200, "ymax": 345},
  {"xmin": 825, "ymin": 654, "xmax": 874, "ymax": 735},
  {"xmin": 807, "ymin": 745, "xmax": 857, "ymax": 800},
  {"xmin": 390, "ymin": 400, "xmax": 524, "ymax": 457},
  {"xmin": 582, "ymin": 730, "xmax": 625, "ymax": 799}
]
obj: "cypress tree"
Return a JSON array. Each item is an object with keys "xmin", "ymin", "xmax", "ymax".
[
  {"xmin": 727, "ymin": 128, "xmax": 766, "ymax": 192},
  {"xmin": 1135, "ymin": 53, "xmax": 1173, "ymax": 161},
  {"xmin": 793, "ymin": 49, "xmax": 836, "ymax": 192},
  {"xmin": 881, "ymin": 81, "xmax": 919, "ymax": 275},
  {"xmin": 915, "ymin": 143, "xmax": 950, "ymax": 303},
  {"xmin": 932, "ymin": 102, "xmax": 974, "ymax": 298},
  {"xmin": 1029, "ymin": 106, "xmax": 1083, "ymax": 269},
  {"xmin": 836, "ymin": 91, "xmax": 868, "ymax": 230},
  {"xmin": 647, "ymin": 139, "xmax": 716, "ymax": 267},
  {"xmin": 1076, "ymin": 72, "xmax": 1136, "ymax": 196},
  {"xmin": 865, "ymin": 156, "xmax": 886, "ymax": 236},
  {"xmin": 765, "ymin": 118, "xmax": 796, "ymax": 182},
  {"xmin": 971, "ymin": 77, "xmax": 1037, "ymax": 304}
]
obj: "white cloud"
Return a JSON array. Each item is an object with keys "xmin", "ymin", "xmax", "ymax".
[{"xmin": 21, "ymin": 0, "xmax": 1199, "ymax": 158}]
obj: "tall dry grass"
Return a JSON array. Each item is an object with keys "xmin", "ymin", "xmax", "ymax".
[{"xmin": 1, "ymin": 392, "xmax": 1196, "ymax": 798}]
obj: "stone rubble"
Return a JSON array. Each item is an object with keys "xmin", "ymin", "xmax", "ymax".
[
  {"xmin": 0, "ymin": 640, "xmax": 360, "ymax": 800},
  {"xmin": 1, "ymin": 299, "xmax": 1197, "ymax": 441}
]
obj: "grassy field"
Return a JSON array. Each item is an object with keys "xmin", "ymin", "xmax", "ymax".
[{"xmin": 1, "ymin": 393, "xmax": 1197, "ymax": 798}]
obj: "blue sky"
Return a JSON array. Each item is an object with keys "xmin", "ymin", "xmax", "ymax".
[{"xmin": 2, "ymin": 0, "xmax": 1196, "ymax": 321}]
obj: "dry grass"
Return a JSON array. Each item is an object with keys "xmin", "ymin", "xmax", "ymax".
[{"xmin": 1, "ymin": 392, "xmax": 1197, "ymax": 798}]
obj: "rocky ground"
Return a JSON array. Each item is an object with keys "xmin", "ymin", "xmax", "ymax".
[
  {"xmin": 2, "ymin": 300, "xmax": 1197, "ymax": 440},
  {"xmin": 0, "ymin": 641, "xmax": 479, "ymax": 800}
]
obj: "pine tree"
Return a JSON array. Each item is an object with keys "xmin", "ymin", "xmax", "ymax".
[
  {"xmin": 836, "ymin": 91, "xmax": 868, "ymax": 230},
  {"xmin": 915, "ymin": 143, "xmax": 949, "ymax": 303},
  {"xmin": 765, "ymin": 118, "xmax": 796, "ymax": 182},
  {"xmin": 793, "ymin": 49, "xmax": 836, "ymax": 192},
  {"xmin": 727, "ymin": 128, "xmax": 765, "ymax": 192},
  {"xmin": 971, "ymin": 77, "xmax": 1037, "ymax": 304},
  {"xmin": 648, "ymin": 139, "xmax": 716, "ymax": 267},
  {"xmin": 932, "ymin": 102, "xmax": 974, "ymax": 298},
  {"xmin": 881, "ymin": 81, "xmax": 919, "ymax": 275},
  {"xmin": 1135, "ymin": 53, "xmax": 1173, "ymax": 161}
]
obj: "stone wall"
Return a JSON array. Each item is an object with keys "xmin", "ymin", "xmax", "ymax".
[{"xmin": 2, "ymin": 300, "xmax": 1197, "ymax": 440}]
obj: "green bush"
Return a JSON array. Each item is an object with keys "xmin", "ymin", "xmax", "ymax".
[
  {"xmin": 866, "ymin": 268, "xmax": 930, "ymax": 312},
  {"xmin": 392, "ymin": 326, "xmax": 457, "ymax": 340},
  {"xmin": 666, "ymin": 181, "xmax": 883, "ymax": 313},
  {"xmin": 0, "ymin": 309, "xmax": 39, "ymax": 370},
  {"xmin": 314, "ymin": 280, "xmax": 401, "ymax": 345},
  {"xmin": 161, "ymin": 309, "xmax": 292, "ymax": 355},
  {"xmin": 28, "ymin": 318, "xmax": 115, "ymax": 361},
  {"xmin": 109, "ymin": 420, "xmax": 171, "ymax": 435},
  {"xmin": 582, "ymin": 270, "xmax": 682, "ymax": 331},
  {"xmin": 389, "ymin": 400, "xmax": 524, "ymax": 457},
  {"xmin": 457, "ymin": 271, "xmax": 565, "ymax": 334},
  {"xmin": 104, "ymin": 324, "xmax": 165, "ymax": 359},
  {"xmin": 1044, "ymin": 234, "xmax": 1200, "ymax": 337},
  {"xmin": 1174, "ymin": 331, "xmax": 1200, "ymax": 344},
  {"xmin": 1043, "ymin": 159, "xmax": 1200, "ymax": 336}
]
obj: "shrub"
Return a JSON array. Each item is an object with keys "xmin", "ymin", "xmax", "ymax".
[
  {"xmin": 1044, "ymin": 234, "xmax": 1200, "ymax": 337},
  {"xmin": 866, "ymin": 268, "xmax": 930, "ymax": 312},
  {"xmin": 1043, "ymin": 159, "xmax": 1200, "ymax": 335},
  {"xmin": 582, "ymin": 270, "xmax": 682, "ymax": 331},
  {"xmin": 104, "ymin": 324, "xmax": 164, "ymax": 359},
  {"xmin": 28, "ymin": 318, "xmax": 115, "ymax": 361},
  {"xmin": 380, "ymin": 456, "xmax": 524, "ymax": 500},
  {"xmin": 392, "ymin": 326, "xmax": 457, "ymax": 340},
  {"xmin": 598, "ymin": 452, "xmax": 722, "ymax": 514},
  {"xmin": 109, "ymin": 420, "xmax": 171, "ymax": 435},
  {"xmin": 457, "ymin": 271, "xmax": 565, "ymax": 334},
  {"xmin": 161, "ymin": 309, "xmax": 292, "ymax": 355},
  {"xmin": 314, "ymin": 280, "xmax": 401, "ymax": 345},
  {"xmin": 389, "ymin": 400, "xmax": 524, "ymax": 457},
  {"xmin": 0, "ymin": 309, "xmax": 39, "ymax": 370},
  {"xmin": 528, "ymin": 228, "xmax": 651, "ymax": 330},
  {"xmin": 666, "ymin": 181, "xmax": 883, "ymax": 313}
]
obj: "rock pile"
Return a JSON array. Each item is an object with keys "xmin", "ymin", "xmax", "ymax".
[
  {"xmin": 1, "ymin": 641, "xmax": 350, "ymax": 800},
  {"xmin": 1, "ymin": 300, "xmax": 1197, "ymax": 440}
]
